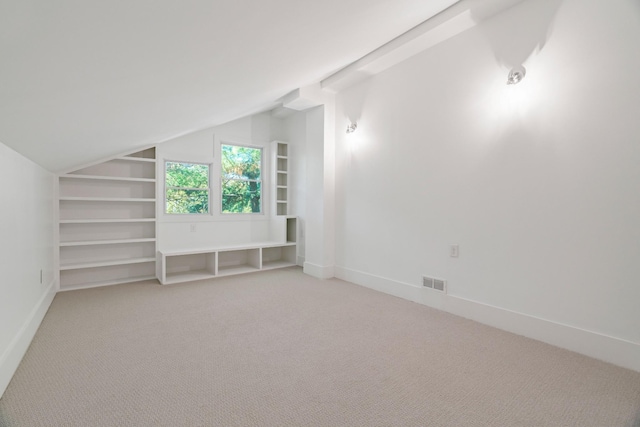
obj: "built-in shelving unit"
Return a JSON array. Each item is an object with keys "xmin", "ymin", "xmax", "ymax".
[
  {"xmin": 271, "ymin": 141, "xmax": 289, "ymax": 216},
  {"xmin": 159, "ymin": 217, "xmax": 297, "ymax": 285},
  {"xmin": 58, "ymin": 147, "xmax": 158, "ymax": 290}
]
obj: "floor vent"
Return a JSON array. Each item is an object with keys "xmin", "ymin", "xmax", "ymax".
[{"xmin": 422, "ymin": 276, "xmax": 447, "ymax": 293}]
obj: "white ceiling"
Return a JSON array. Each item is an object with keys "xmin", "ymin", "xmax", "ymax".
[{"xmin": 0, "ymin": 0, "xmax": 460, "ymax": 172}]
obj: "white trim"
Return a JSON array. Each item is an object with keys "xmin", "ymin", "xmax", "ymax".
[
  {"xmin": 334, "ymin": 266, "xmax": 640, "ymax": 372},
  {"xmin": 0, "ymin": 279, "xmax": 57, "ymax": 398},
  {"xmin": 303, "ymin": 262, "xmax": 334, "ymax": 279},
  {"xmin": 296, "ymin": 255, "xmax": 305, "ymax": 267}
]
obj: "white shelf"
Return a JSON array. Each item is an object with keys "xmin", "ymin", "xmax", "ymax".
[
  {"xmin": 164, "ymin": 270, "xmax": 215, "ymax": 285},
  {"xmin": 59, "ymin": 275, "xmax": 158, "ymax": 292},
  {"xmin": 60, "ymin": 197, "xmax": 156, "ymax": 202},
  {"xmin": 159, "ymin": 237, "xmax": 297, "ymax": 285},
  {"xmin": 60, "ymin": 257, "xmax": 156, "ymax": 271},
  {"xmin": 60, "ymin": 218, "xmax": 156, "ymax": 224},
  {"xmin": 272, "ymin": 141, "xmax": 289, "ymax": 217},
  {"xmin": 60, "ymin": 238, "xmax": 156, "ymax": 247},
  {"xmin": 116, "ymin": 156, "xmax": 157, "ymax": 163},
  {"xmin": 217, "ymin": 265, "xmax": 260, "ymax": 277},
  {"xmin": 60, "ymin": 174, "xmax": 156, "ymax": 183},
  {"xmin": 262, "ymin": 260, "xmax": 296, "ymax": 270},
  {"xmin": 58, "ymin": 147, "xmax": 158, "ymax": 289}
]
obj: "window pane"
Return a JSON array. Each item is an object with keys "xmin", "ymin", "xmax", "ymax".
[
  {"xmin": 166, "ymin": 189, "xmax": 209, "ymax": 214},
  {"xmin": 222, "ymin": 180, "xmax": 261, "ymax": 213},
  {"xmin": 221, "ymin": 145, "xmax": 261, "ymax": 180},
  {"xmin": 166, "ymin": 162, "xmax": 209, "ymax": 189}
]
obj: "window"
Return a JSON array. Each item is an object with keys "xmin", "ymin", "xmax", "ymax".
[
  {"xmin": 165, "ymin": 161, "xmax": 210, "ymax": 214},
  {"xmin": 221, "ymin": 144, "xmax": 262, "ymax": 213}
]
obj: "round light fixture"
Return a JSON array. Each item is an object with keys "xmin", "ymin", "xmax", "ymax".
[{"xmin": 507, "ymin": 66, "xmax": 526, "ymax": 85}]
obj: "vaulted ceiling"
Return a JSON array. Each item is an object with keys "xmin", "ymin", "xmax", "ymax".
[{"xmin": 0, "ymin": 0, "xmax": 460, "ymax": 172}]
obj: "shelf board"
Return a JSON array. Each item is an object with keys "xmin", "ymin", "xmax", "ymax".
[
  {"xmin": 60, "ymin": 174, "xmax": 155, "ymax": 183},
  {"xmin": 261, "ymin": 260, "xmax": 296, "ymax": 271},
  {"xmin": 276, "ymin": 170, "xmax": 288, "ymax": 174},
  {"xmin": 60, "ymin": 238, "xmax": 156, "ymax": 247},
  {"xmin": 164, "ymin": 270, "xmax": 215, "ymax": 285},
  {"xmin": 115, "ymin": 157, "xmax": 157, "ymax": 163},
  {"xmin": 216, "ymin": 265, "xmax": 260, "ymax": 277},
  {"xmin": 60, "ymin": 257, "xmax": 156, "ymax": 271},
  {"xmin": 59, "ymin": 197, "xmax": 156, "ymax": 202},
  {"xmin": 59, "ymin": 275, "xmax": 158, "ymax": 292},
  {"xmin": 60, "ymin": 218, "xmax": 156, "ymax": 224},
  {"xmin": 277, "ymin": 155, "xmax": 288, "ymax": 159},
  {"xmin": 276, "ymin": 185, "xmax": 287, "ymax": 189},
  {"xmin": 276, "ymin": 199, "xmax": 287, "ymax": 203}
]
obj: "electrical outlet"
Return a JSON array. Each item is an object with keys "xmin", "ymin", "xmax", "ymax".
[
  {"xmin": 190, "ymin": 224, "xmax": 197, "ymax": 232},
  {"xmin": 450, "ymin": 245, "xmax": 459, "ymax": 257}
]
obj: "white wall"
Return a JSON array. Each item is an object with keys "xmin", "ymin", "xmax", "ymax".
[
  {"xmin": 334, "ymin": 0, "xmax": 640, "ymax": 370},
  {"xmin": 0, "ymin": 142, "xmax": 56, "ymax": 397},
  {"xmin": 157, "ymin": 112, "xmax": 298, "ymax": 251}
]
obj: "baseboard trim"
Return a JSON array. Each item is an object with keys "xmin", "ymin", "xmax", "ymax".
[
  {"xmin": 303, "ymin": 262, "xmax": 334, "ymax": 279},
  {"xmin": 0, "ymin": 279, "xmax": 57, "ymax": 398},
  {"xmin": 335, "ymin": 266, "xmax": 640, "ymax": 372}
]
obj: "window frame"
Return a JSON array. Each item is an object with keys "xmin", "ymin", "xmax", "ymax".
[
  {"xmin": 219, "ymin": 142, "xmax": 264, "ymax": 215},
  {"xmin": 164, "ymin": 160, "xmax": 212, "ymax": 215}
]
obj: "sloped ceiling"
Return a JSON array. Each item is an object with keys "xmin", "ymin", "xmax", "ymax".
[{"xmin": 0, "ymin": 0, "xmax": 461, "ymax": 172}]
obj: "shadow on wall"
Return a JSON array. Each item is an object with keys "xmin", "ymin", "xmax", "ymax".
[{"xmin": 471, "ymin": 0, "xmax": 564, "ymax": 73}]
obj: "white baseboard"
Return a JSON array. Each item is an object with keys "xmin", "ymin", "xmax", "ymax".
[
  {"xmin": 303, "ymin": 262, "xmax": 334, "ymax": 279},
  {"xmin": 0, "ymin": 280, "xmax": 57, "ymax": 398},
  {"xmin": 335, "ymin": 266, "xmax": 640, "ymax": 372}
]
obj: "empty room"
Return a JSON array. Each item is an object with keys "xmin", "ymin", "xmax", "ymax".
[{"xmin": 1, "ymin": 0, "xmax": 639, "ymax": 425}]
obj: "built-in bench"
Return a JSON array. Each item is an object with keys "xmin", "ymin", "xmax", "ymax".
[{"xmin": 158, "ymin": 217, "xmax": 297, "ymax": 285}]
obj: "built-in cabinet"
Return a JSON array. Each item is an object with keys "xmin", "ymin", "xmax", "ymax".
[
  {"xmin": 159, "ymin": 217, "xmax": 297, "ymax": 285},
  {"xmin": 271, "ymin": 141, "xmax": 289, "ymax": 216},
  {"xmin": 58, "ymin": 147, "xmax": 157, "ymax": 290}
]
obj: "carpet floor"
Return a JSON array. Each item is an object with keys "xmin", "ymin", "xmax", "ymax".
[{"xmin": 1, "ymin": 267, "xmax": 639, "ymax": 426}]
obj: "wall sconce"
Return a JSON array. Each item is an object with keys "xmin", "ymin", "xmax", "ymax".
[
  {"xmin": 507, "ymin": 66, "xmax": 526, "ymax": 85},
  {"xmin": 346, "ymin": 122, "xmax": 357, "ymax": 134}
]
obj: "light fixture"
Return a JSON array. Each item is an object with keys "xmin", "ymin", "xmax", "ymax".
[
  {"xmin": 507, "ymin": 66, "xmax": 526, "ymax": 85},
  {"xmin": 346, "ymin": 122, "xmax": 357, "ymax": 134}
]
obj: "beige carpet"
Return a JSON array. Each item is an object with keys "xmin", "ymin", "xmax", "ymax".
[{"xmin": 1, "ymin": 267, "xmax": 639, "ymax": 426}]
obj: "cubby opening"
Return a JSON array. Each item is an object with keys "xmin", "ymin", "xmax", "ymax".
[
  {"xmin": 277, "ymin": 144, "xmax": 288, "ymax": 156},
  {"xmin": 262, "ymin": 246, "xmax": 296, "ymax": 270},
  {"xmin": 277, "ymin": 157, "xmax": 288, "ymax": 172},
  {"xmin": 165, "ymin": 253, "xmax": 216, "ymax": 282},
  {"xmin": 277, "ymin": 173, "xmax": 287, "ymax": 186},
  {"xmin": 286, "ymin": 218, "xmax": 297, "ymax": 243},
  {"xmin": 277, "ymin": 187, "xmax": 287, "ymax": 201},
  {"xmin": 218, "ymin": 249, "xmax": 260, "ymax": 276},
  {"xmin": 277, "ymin": 202, "xmax": 287, "ymax": 216}
]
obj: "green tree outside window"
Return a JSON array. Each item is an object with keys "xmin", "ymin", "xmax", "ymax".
[
  {"xmin": 165, "ymin": 162, "xmax": 210, "ymax": 214},
  {"xmin": 221, "ymin": 144, "xmax": 262, "ymax": 213}
]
